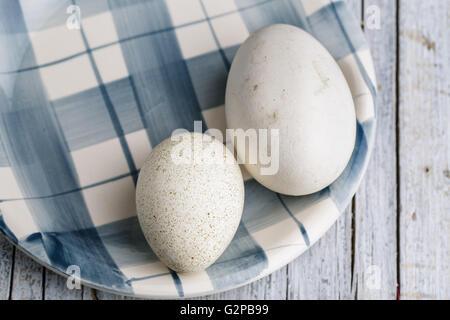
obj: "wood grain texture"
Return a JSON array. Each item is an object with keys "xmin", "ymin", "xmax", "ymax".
[
  {"xmin": 9, "ymin": 249, "xmax": 43, "ymax": 300},
  {"xmin": 0, "ymin": 235, "xmax": 13, "ymax": 300},
  {"xmin": 42, "ymin": 269, "xmax": 115, "ymax": 300},
  {"xmin": 398, "ymin": 0, "xmax": 449, "ymax": 300},
  {"xmin": 352, "ymin": 0, "xmax": 399, "ymax": 300},
  {"xmin": 287, "ymin": 208, "xmax": 354, "ymax": 299},
  {"xmin": 203, "ymin": 268, "xmax": 287, "ymax": 300},
  {"xmin": 44, "ymin": 269, "xmax": 82, "ymax": 300}
]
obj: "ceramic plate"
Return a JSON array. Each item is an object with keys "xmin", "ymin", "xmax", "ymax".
[{"xmin": 0, "ymin": 0, "xmax": 376, "ymax": 298}]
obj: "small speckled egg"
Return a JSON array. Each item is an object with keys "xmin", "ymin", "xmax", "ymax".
[{"xmin": 136, "ymin": 132, "xmax": 244, "ymax": 273}]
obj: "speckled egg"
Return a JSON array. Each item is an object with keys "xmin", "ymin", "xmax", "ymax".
[
  {"xmin": 226, "ymin": 24, "xmax": 356, "ymax": 196},
  {"xmin": 136, "ymin": 132, "xmax": 244, "ymax": 273}
]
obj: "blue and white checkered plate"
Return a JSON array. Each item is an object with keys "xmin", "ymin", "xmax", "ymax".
[{"xmin": 0, "ymin": 0, "xmax": 376, "ymax": 298}]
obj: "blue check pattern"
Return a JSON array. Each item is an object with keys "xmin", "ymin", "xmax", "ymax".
[{"xmin": 0, "ymin": 0, "xmax": 376, "ymax": 298}]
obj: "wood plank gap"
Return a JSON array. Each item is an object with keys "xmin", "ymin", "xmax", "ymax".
[
  {"xmin": 7, "ymin": 246, "xmax": 15, "ymax": 300},
  {"xmin": 285, "ymin": 265, "xmax": 289, "ymax": 300},
  {"xmin": 350, "ymin": 197, "xmax": 357, "ymax": 299},
  {"xmin": 361, "ymin": 0, "xmax": 365, "ymax": 31},
  {"xmin": 41, "ymin": 268, "xmax": 46, "ymax": 300}
]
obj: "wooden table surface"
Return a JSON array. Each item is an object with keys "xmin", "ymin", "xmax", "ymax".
[{"xmin": 0, "ymin": 0, "xmax": 448, "ymax": 300}]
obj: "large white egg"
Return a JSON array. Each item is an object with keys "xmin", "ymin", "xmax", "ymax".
[
  {"xmin": 225, "ymin": 24, "xmax": 356, "ymax": 196},
  {"xmin": 136, "ymin": 132, "xmax": 244, "ymax": 272}
]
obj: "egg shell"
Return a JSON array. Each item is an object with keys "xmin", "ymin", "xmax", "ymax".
[
  {"xmin": 225, "ymin": 24, "xmax": 356, "ymax": 196},
  {"xmin": 136, "ymin": 132, "xmax": 244, "ymax": 273}
]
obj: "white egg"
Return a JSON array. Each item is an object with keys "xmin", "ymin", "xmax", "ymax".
[
  {"xmin": 136, "ymin": 132, "xmax": 244, "ymax": 273},
  {"xmin": 225, "ymin": 24, "xmax": 356, "ymax": 196}
]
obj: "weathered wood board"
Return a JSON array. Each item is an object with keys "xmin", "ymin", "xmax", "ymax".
[
  {"xmin": 353, "ymin": 0, "xmax": 399, "ymax": 300},
  {"xmin": 0, "ymin": 235, "xmax": 13, "ymax": 300},
  {"xmin": 44, "ymin": 269, "xmax": 82, "ymax": 300},
  {"xmin": 397, "ymin": 0, "xmax": 449, "ymax": 300},
  {"xmin": 9, "ymin": 249, "xmax": 43, "ymax": 300}
]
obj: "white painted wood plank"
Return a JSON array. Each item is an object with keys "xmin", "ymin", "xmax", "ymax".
[
  {"xmin": 353, "ymin": 0, "xmax": 399, "ymax": 299},
  {"xmin": 287, "ymin": 208, "xmax": 353, "ymax": 299},
  {"xmin": 398, "ymin": 0, "xmax": 449, "ymax": 300},
  {"xmin": 202, "ymin": 268, "xmax": 287, "ymax": 300},
  {"xmin": 50, "ymin": 284, "xmax": 127, "ymax": 300},
  {"xmin": 42, "ymin": 268, "xmax": 117, "ymax": 300},
  {"xmin": 0, "ymin": 235, "xmax": 13, "ymax": 300},
  {"xmin": 44, "ymin": 269, "xmax": 83, "ymax": 300},
  {"xmin": 286, "ymin": 0, "xmax": 361, "ymax": 300},
  {"xmin": 10, "ymin": 249, "xmax": 43, "ymax": 300}
]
